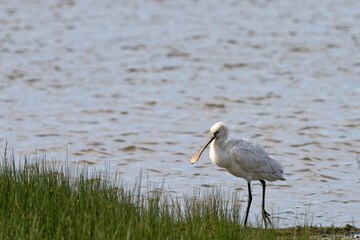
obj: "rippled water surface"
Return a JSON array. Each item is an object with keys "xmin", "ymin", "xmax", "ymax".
[{"xmin": 1, "ymin": 0, "xmax": 360, "ymax": 227}]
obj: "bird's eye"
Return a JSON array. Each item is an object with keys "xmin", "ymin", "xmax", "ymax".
[{"xmin": 215, "ymin": 131, "xmax": 219, "ymax": 135}]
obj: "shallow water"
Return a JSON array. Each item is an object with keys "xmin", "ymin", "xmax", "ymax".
[{"xmin": 1, "ymin": 0, "xmax": 360, "ymax": 227}]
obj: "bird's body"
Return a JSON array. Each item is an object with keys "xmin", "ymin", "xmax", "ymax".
[
  {"xmin": 210, "ymin": 138, "xmax": 285, "ymax": 182},
  {"xmin": 190, "ymin": 122, "xmax": 285, "ymax": 227}
]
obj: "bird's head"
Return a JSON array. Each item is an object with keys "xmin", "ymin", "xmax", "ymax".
[
  {"xmin": 190, "ymin": 122, "xmax": 229, "ymax": 164},
  {"xmin": 210, "ymin": 122, "xmax": 229, "ymax": 140}
]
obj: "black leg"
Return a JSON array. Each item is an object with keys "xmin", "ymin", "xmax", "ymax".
[
  {"xmin": 244, "ymin": 182, "xmax": 252, "ymax": 226},
  {"xmin": 259, "ymin": 180, "xmax": 271, "ymax": 228}
]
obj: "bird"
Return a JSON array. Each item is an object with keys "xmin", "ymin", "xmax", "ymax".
[{"xmin": 190, "ymin": 122, "xmax": 285, "ymax": 227}]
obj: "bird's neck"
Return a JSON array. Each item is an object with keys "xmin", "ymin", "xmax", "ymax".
[
  {"xmin": 213, "ymin": 138, "xmax": 226, "ymax": 147},
  {"xmin": 210, "ymin": 138, "xmax": 230, "ymax": 168}
]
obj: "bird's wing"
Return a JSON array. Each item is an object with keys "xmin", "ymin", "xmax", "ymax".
[{"xmin": 229, "ymin": 139, "xmax": 284, "ymax": 180}]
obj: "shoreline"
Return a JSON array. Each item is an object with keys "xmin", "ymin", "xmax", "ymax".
[{"xmin": 1, "ymin": 151, "xmax": 359, "ymax": 239}]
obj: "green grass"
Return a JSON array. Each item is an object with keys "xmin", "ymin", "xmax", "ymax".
[{"xmin": 0, "ymin": 150, "xmax": 358, "ymax": 239}]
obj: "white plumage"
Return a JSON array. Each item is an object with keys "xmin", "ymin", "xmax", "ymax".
[{"xmin": 190, "ymin": 122, "xmax": 285, "ymax": 227}]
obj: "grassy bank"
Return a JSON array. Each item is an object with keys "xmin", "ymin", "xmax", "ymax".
[{"xmin": 0, "ymin": 151, "xmax": 358, "ymax": 239}]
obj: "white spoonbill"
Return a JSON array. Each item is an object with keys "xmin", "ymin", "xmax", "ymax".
[{"xmin": 190, "ymin": 122, "xmax": 285, "ymax": 227}]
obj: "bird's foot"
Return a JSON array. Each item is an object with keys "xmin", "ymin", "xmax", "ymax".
[{"xmin": 262, "ymin": 210, "xmax": 272, "ymax": 227}]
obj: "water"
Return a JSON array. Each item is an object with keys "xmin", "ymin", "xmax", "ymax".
[{"xmin": 1, "ymin": 0, "xmax": 360, "ymax": 227}]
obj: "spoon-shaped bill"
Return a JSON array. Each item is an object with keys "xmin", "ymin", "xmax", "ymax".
[{"xmin": 190, "ymin": 135, "xmax": 215, "ymax": 164}]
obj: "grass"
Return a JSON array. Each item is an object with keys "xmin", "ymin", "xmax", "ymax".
[{"xmin": 0, "ymin": 150, "xmax": 359, "ymax": 239}]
